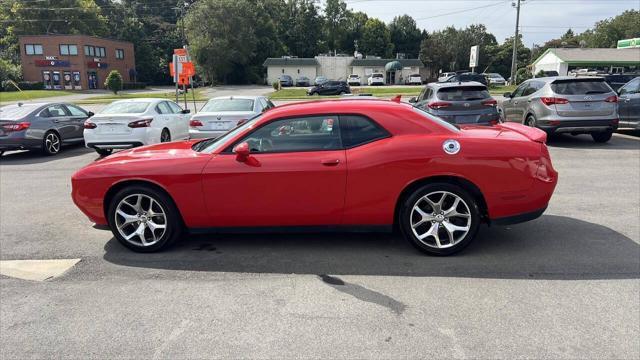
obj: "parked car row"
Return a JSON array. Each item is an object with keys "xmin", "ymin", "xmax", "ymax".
[
  {"xmin": 281, "ymin": 73, "xmax": 426, "ymax": 89},
  {"xmin": 0, "ymin": 95, "xmax": 275, "ymax": 157},
  {"xmin": 408, "ymin": 75, "xmax": 639, "ymax": 143}
]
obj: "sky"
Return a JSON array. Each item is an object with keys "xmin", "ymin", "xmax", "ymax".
[{"xmin": 330, "ymin": 0, "xmax": 639, "ymax": 46}]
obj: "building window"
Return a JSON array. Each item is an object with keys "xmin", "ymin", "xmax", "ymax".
[
  {"xmin": 297, "ymin": 69, "xmax": 300, "ymax": 74},
  {"xmin": 84, "ymin": 45, "xmax": 95, "ymax": 56},
  {"xmin": 25, "ymin": 44, "xmax": 43, "ymax": 55},
  {"xmin": 59, "ymin": 44, "xmax": 78, "ymax": 56},
  {"xmin": 115, "ymin": 49, "xmax": 124, "ymax": 59},
  {"xmin": 282, "ymin": 69, "xmax": 284, "ymax": 74},
  {"xmin": 97, "ymin": 47, "xmax": 106, "ymax": 58}
]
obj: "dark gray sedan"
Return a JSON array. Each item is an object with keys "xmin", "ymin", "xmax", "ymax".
[
  {"xmin": 0, "ymin": 102, "xmax": 92, "ymax": 156},
  {"xmin": 410, "ymin": 82, "xmax": 500, "ymax": 125},
  {"xmin": 617, "ymin": 76, "xmax": 639, "ymax": 129}
]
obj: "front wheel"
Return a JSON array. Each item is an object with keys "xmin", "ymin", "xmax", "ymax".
[
  {"xmin": 592, "ymin": 131, "xmax": 613, "ymax": 143},
  {"xmin": 107, "ymin": 186, "xmax": 182, "ymax": 252},
  {"xmin": 399, "ymin": 183, "xmax": 481, "ymax": 256}
]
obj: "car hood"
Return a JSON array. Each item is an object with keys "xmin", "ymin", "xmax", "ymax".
[{"xmin": 93, "ymin": 140, "xmax": 203, "ymax": 165}]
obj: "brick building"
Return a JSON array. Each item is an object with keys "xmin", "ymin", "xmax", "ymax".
[{"xmin": 19, "ymin": 35, "xmax": 135, "ymax": 90}]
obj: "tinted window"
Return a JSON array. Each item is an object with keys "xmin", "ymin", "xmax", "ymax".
[
  {"xmin": 619, "ymin": 78, "xmax": 640, "ymax": 95},
  {"xmin": 201, "ymin": 99, "xmax": 254, "ymax": 112},
  {"xmin": 341, "ymin": 115, "xmax": 389, "ymax": 148},
  {"xmin": 522, "ymin": 82, "xmax": 543, "ymax": 96},
  {"xmin": 42, "ymin": 105, "xmax": 68, "ymax": 117},
  {"xmin": 551, "ymin": 79, "xmax": 612, "ymax": 95},
  {"xmin": 65, "ymin": 105, "xmax": 87, "ymax": 116},
  {"xmin": 238, "ymin": 116, "xmax": 341, "ymax": 153},
  {"xmin": 101, "ymin": 102, "xmax": 150, "ymax": 114},
  {"xmin": 437, "ymin": 86, "xmax": 490, "ymax": 101},
  {"xmin": 512, "ymin": 82, "xmax": 529, "ymax": 97}
]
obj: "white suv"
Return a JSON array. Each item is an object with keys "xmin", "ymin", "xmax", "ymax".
[
  {"xmin": 347, "ymin": 74, "xmax": 361, "ymax": 86},
  {"xmin": 368, "ymin": 73, "xmax": 385, "ymax": 86}
]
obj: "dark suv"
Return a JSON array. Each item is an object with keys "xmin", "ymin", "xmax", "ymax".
[
  {"xmin": 307, "ymin": 81, "xmax": 351, "ymax": 96},
  {"xmin": 441, "ymin": 73, "xmax": 488, "ymax": 86}
]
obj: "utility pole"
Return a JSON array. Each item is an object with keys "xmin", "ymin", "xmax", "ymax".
[{"xmin": 510, "ymin": 0, "xmax": 523, "ymax": 85}]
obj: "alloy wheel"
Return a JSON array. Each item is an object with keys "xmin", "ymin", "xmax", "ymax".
[
  {"xmin": 45, "ymin": 133, "xmax": 60, "ymax": 154},
  {"xmin": 410, "ymin": 191, "xmax": 472, "ymax": 249},
  {"xmin": 114, "ymin": 194, "xmax": 167, "ymax": 247}
]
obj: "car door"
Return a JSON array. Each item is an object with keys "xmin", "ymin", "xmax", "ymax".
[
  {"xmin": 618, "ymin": 78, "xmax": 640, "ymax": 126},
  {"xmin": 503, "ymin": 82, "xmax": 528, "ymax": 122},
  {"xmin": 63, "ymin": 104, "xmax": 90, "ymax": 141},
  {"xmin": 40, "ymin": 104, "xmax": 73, "ymax": 140},
  {"xmin": 201, "ymin": 115, "xmax": 347, "ymax": 227},
  {"xmin": 155, "ymin": 101, "xmax": 173, "ymax": 136},
  {"xmin": 166, "ymin": 101, "xmax": 189, "ymax": 140}
]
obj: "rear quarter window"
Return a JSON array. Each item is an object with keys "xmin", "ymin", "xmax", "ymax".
[
  {"xmin": 340, "ymin": 115, "xmax": 390, "ymax": 148},
  {"xmin": 551, "ymin": 79, "xmax": 613, "ymax": 95}
]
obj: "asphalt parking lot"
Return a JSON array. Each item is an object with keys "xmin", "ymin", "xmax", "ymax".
[{"xmin": 1, "ymin": 131, "xmax": 639, "ymax": 358}]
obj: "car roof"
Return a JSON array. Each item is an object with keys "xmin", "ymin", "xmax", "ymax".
[
  {"xmin": 527, "ymin": 76, "xmax": 607, "ymax": 83},
  {"xmin": 209, "ymin": 95, "xmax": 261, "ymax": 101},
  {"xmin": 110, "ymin": 98, "xmax": 166, "ymax": 104},
  {"xmin": 430, "ymin": 81, "xmax": 486, "ymax": 88}
]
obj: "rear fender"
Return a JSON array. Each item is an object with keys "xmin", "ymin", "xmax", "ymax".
[{"xmin": 496, "ymin": 122, "xmax": 547, "ymax": 143}]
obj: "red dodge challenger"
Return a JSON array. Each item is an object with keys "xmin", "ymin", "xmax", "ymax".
[{"xmin": 72, "ymin": 99, "xmax": 557, "ymax": 255}]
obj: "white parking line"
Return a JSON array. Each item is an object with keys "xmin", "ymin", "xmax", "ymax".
[{"xmin": 0, "ymin": 259, "xmax": 81, "ymax": 281}]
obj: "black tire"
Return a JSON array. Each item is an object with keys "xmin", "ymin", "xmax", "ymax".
[
  {"xmin": 95, "ymin": 148, "xmax": 113, "ymax": 156},
  {"xmin": 42, "ymin": 131, "xmax": 61, "ymax": 156},
  {"xmin": 592, "ymin": 131, "xmax": 613, "ymax": 143},
  {"xmin": 160, "ymin": 128, "xmax": 171, "ymax": 143},
  {"xmin": 399, "ymin": 183, "xmax": 481, "ymax": 256},
  {"xmin": 525, "ymin": 114, "xmax": 537, "ymax": 128},
  {"xmin": 498, "ymin": 108, "xmax": 505, "ymax": 123},
  {"xmin": 107, "ymin": 185, "xmax": 183, "ymax": 252},
  {"xmin": 340, "ymin": 91, "xmax": 346, "ymax": 95}
]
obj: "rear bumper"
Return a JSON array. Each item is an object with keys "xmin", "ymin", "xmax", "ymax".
[
  {"xmin": 0, "ymin": 131, "xmax": 42, "ymax": 151},
  {"xmin": 86, "ymin": 141, "xmax": 144, "ymax": 149},
  {"xmin": 492, "ymin": 206, "xmax": 547, "ymax": 225},
  {"xmin": 538, "ymin": 119, "xmax": 618, "ymax": 133},
  {"xmin": 189, "ymin": 129, "xmax": 227, "ymax": 139},
  {"xmin": 618, "ymin": 119, "xmax": 640, "ymax": 129},
  {"xmin": 84, "ymin": 127, "xmax": 155, "ymax": 149}
]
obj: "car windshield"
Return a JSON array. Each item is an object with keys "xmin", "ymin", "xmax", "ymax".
[
  {"xmin": 201, "ymin": 99, "xmax": 254, "ymax": 112},
  {"xmin": 551, "ymin": 79, "xmax": 612, "ymax": 95},
  {"xmin": 411, "ymin": 107, "xmax": 460, "ymax": 132},
  {"xmin": 192, "ymin": 114, "xmax": 262, "ymax": 153},
  {"xmin": 437, "ymin": 86, "xmax": 490, "ymax": 101},
  {"xmin": 0, "ymin": 104, "xmax": 39, "ymax": 120},
  {"xmin": 101, "ymin": 102, "xmax": 150, "ymax": 114}
]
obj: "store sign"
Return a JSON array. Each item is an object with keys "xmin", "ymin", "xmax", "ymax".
[
  {"xmin": 617, "ymin": 38, "xmax": 640, "ymax": 49},
  {"xmin": 87, "ymin": 61, "xmax": 108, "ymax": 69},
  {"xmin": 45, "ymin": 56, "xmax": 57, "ymax": 60},
  {"xmin": 35, "ymin": 60, "xmax": 70, "ymax": 67}
]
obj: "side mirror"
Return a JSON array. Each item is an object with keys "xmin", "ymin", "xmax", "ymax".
[
  {"xmin": 409, "ymin": 97, "xmax": 417, "ymax": 103},
  {"xmin": 503, "ymin": 92, "xmax": 513, "ymax": 98},
  {"xmin": 233, "ymin": 142, "xmax": 250, "ymax": 161},
  {"xmin": 87, "ymin": 111, "xmax": 94, "ymax": 117},
  {"xmin": 181, "ymin": 109, "xmax": 191, "ymax": 114}
]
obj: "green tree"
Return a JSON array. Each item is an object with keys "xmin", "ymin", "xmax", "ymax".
[
  {"xmin": 389, "ymin": 15, "xmax": 422, "ymax": 58},
  {"xmin": 280, "ymin": 0, "xmax": 324, "ymax": 57},
  {"xmin": 361, "ymin": 18, "xmax": 393, "ymax": 58},
  {"xmin": 420, "ymin": 25, "xmax": 496, "ymax": 74},
  {"xmin": 324, "ymin": 0, "xmax": 349, "ymax": 52},
  {"xmin": 104, "ymin": 70, "xmax": 123, "ymax": 93},
  {"xmin": 579, "ymin": 10, "xmax": 640, "ymax": 48},
  {"xmin": 340, "ymin": 11, "xmax": 368, "ymax": 54}
]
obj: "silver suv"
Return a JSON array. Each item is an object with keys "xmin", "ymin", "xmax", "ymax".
[{"xmin": 500, "ymin": 76, "xmax": 619, "ymax": 142}]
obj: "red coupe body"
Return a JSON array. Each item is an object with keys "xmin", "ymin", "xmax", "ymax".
[{"xmin": 72, "ymin": 100, "xmax": 557, "ymax": 232}]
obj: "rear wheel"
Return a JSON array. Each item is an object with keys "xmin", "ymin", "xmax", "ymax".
[
  {"xmin": 591, "ymin": 130, "xmax": 613, "ymax": 143},
  {"xmin": 107, "ymin": 185, "xmax": 182, "ymax": 252},
  {"xmin": 399, "ymin": 183, "xmax": 481, "ymax": 256},
  {"xmin": 42, "ymin": 131, "xmax": 61, "ymax": 156},
  {"xmin": 525, "ymin": 115, "xmax": 537, "ymax": 128},
  {"xmin": 160, "ymin": 129, "xmax": 171, "ymax": 143},
  {"xmin": 95, "ymin": 148, "xmax": 113, "ymax": 156}
]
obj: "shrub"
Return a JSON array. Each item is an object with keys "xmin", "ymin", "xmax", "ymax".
[
  {"xmin": 104, "ymin": 70, "xmax": 123, "ymax": 94},
  {"xmin": 122, "ymin": 82, "xmax": 147, "ymax": 90},
  {"xmin": 535, "ymin": 70, "xmax": 546, "ymax": 78},
  {"xmin": 515, "ymin": 68, "xmax": 532, "ymax": 84},
  {"xmin": 272, "ymin": 81, "xmax": 280, "ymax": 90},
  {"xmin": 1, "ymin": 81, "xmax": 43, "ymax": 92}
]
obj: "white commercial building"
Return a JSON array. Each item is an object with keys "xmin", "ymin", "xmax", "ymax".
[
  {"xmin": 263, "ymin": 57, "xmax": 319, "ymax": 85},
  {"xmin": 532, "ymin": 48, "xmax": 640, "ymax": 76}
]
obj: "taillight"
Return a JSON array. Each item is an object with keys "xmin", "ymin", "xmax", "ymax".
[
  {"xmin": 428, "ymin": 101, "xmax": 452, "ymax": 109},
  {"xmin": 540, "ymin": 97, "xmax": 569, "ymax": 106},
  {"xmin": 604, "ymin": 95, "xmax": 618, "ymax": 103},
  {"xmin": 482, "ymin": 99, "xmax": 497, "ymax": 106},
  {"xmin": 236, "ymin": 119, "xmax": 248, "ymax": 126},
  {"xmin": 1, "ymin": 122, "xmax": 30, "ymax": 132},
  {"xmin": 128, "ymin": 118, "xmax": 153, "ymax": 128},
  {"xmin": 190, "ymin": 119, "xmax": 203, "ymax": 127},
  {"xmin": 83, "ymin": 120, "xmax": 97, "ymax": 129}
]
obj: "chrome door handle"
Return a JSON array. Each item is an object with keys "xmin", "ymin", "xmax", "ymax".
[{"xmin": 321, "ymin": 159, "xmax": 340, "ymax": 166}]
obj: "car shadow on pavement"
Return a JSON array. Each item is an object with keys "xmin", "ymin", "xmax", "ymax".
[
  {"xmin": 0, "ymin": 143, "xmax": 93, "ymax": 165},
  {"xmin": 547, "ymin": 133, "xmax": 640, "ymax": 150},
  {"xmin": 102, "ymin": 215, "xmax": 640, "ymax": 280}
]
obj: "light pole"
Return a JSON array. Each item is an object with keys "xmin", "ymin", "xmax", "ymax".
[{"xmin": 510, "ymin": 0, "xmax": 523, "ymax": 85}]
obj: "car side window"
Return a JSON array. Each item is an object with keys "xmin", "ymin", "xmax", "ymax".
[
  {"xmin": 512, "ymin": 82, "xmax": 529, "ymax": 97},
  {"xmin": 166, "ymin": 101, "xmax": 183, "ymax": 114},
  {"xmin": 41, "ymin": 104, "xmax": 68, "ymax": 117},
  {"xmin": 522, "ymin": 82, "xmax": 540, "ymax": 97},
  {"xmin": 340, "ymin": 115, "xmax": 390, "ymax": 148},
  {"xmin": 619, "ymin": 78, "xmax": 640, "ymax": 95},
  {"xmin": 266, "ymin": 100, "xmax": 276, "ymax": 109},
  {"xmin": 156, "ymin": 102, "xmax": 172, "ymax": 114},
  {"xmin": 417, "ymin": 87, "xmax": 427, "ymax": 101},
  {"xmin": 64, "ymin": 104, "xmax": 88, "ymax": 117},
  {"xmin": 234, "ymin": 116, "xmax": 341, "ymax": 153},
  {"xmin": 257, "ymin": 98, "xmax": 268, "ymax": 112}
]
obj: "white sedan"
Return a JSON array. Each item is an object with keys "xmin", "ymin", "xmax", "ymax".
[
  {"xmin": 83, "ymin": 98, "xmax": 190, "ymax": 156},
  {"xmin": 189, "ymin": 96, "xmax": 274, "ymax": 139}
]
